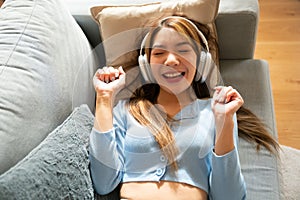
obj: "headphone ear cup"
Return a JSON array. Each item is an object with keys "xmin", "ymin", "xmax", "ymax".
[
  {"xmin": 138, "ymin": 54, "xmax": 155, "ymax": 83},
  {"xmin": 196, "ymin": 51, "xmax": 207, "ymax": 82},
  {"xmin": 196, "ymin": 51, "xmax": 212, "ymax": 83}
]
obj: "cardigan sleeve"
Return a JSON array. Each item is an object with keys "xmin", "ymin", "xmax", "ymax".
[
  {"xmin": 89, "ymin": 101, "xmax": 127, "ymax": 195},
  {"xmin": 208, "ymin": 114, "xmax": 247, "ymax": 200}
]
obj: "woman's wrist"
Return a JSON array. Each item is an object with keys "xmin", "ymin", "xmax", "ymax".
[
  {"xmin": 214, "ymin": 118, "xmax": 235, "ymax": 155},
  {"xmin": 94, "ymin": 92, "xmax": 115, "ymax": 132},
  {"xmin": 214, "ymin": 114, "xmax": 234, "ymax": 132},
  {"xmin": 96, "ymin": 91, "xmax": 115, "ymax": 105},
  {"xmin": 96, "ymin": 90, "xmax": 114, "ymax": 99}
]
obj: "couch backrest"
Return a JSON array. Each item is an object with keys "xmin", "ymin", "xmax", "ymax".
[
  {"xmin": 65, "ymin": 0, "xmax": 259, "ymax": 60},
  {"xmin": 217, "ymin": 0, "xmax": 259, "ymax": 60}
]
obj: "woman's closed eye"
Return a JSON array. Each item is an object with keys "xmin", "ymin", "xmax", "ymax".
[
  {"xmin": 151, "ymin": 48, "xmax": 166, "ymax": 56},
  {"xmin": 177, "ymin": 49, "xmax": 191, "ymax": 54},
  {"xmin": 151, "ymin": 48, "xmax": 191, "ymax": 57}
]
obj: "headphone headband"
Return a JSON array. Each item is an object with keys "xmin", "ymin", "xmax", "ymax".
[
  {"xmin": 159, "ymin": 16, "xmax": 210, "ymax": 52},
  {"xmin": 140, "ymin": 16, "xmax": 210, "ymax": 55}
]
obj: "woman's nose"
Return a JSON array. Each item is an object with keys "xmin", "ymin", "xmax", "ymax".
[{"xmin": 164, "ymin": 52, "xmax": 179, "ymax": 67}]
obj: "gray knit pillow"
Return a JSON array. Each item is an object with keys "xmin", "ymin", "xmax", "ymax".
[{"xmin": 0, "ymin": 105, "xmax": 94, "ymax": 199}]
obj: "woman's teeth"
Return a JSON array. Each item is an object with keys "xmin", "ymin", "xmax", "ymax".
[{"xmin": 163, "ymin": 72, "xmax": 185, "ymax": 78}]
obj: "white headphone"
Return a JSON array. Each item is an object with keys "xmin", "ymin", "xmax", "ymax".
[{"xmin": 138, "ymin": 16, "xmax": 212, "ymax": 83}]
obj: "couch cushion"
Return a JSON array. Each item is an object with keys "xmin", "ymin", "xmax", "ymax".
[
  {"xmin": 90, "ymin": 0, "xmax": 219, "ymax": 69},
  {"xmin": 0, "ymin": 0, "xmax": 98, "ymax": 174},
  {"xmin": 65, "ymin": 0, "xmax": 258, "ymax": 60},
  {"xmin": 220, "ymin": 59, "xmax": 282, "ymax": 199},
  {"xmin": 0, "ymin": 104, "xmax": 94, "ymax": 199}
]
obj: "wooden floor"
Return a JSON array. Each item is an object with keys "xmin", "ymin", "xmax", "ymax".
[{"xmin": 255, "ymin": 0, "xmax": 300, "ymax": 149}]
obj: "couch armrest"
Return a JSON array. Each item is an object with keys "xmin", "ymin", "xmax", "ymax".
[
  {"xmin": 220, "ymin": 59, "xmax": 282, "ymax": 200},
  {"xmin": 220, "ymin": 59, "xmax": 277, "ymax": 138}
]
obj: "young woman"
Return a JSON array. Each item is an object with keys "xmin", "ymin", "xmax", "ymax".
[{"xmin": 90, "ymin": 16, "xmax": 278, "ymax": 200}]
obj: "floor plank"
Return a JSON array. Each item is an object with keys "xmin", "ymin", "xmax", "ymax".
[
  {"xmin": 257, "ymin": 20, "xmax": 300, "ymax": 42},
  {"xmin": 255, "ymin": 0, "xmax": 300, "ymax": 149},
  {"xmin": 259, "ymin": 2, "xmax": 300, "ymax": 20}
]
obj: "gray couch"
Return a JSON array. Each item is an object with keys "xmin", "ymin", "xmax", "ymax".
[{"xmin": 0, "ymin": 0, "xmax": 283, "ymax": 199}]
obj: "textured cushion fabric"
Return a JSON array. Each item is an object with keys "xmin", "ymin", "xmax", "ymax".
[
  {"xmin": 0, "ymin": 0, "xmax": 98, "ymax": 174},
  {"xmin": 280, "ymin": 145, "xmax": 300, "ymax": 200},
  {"xmin": 217, "ymin": 0, "xmax": 259, "ymax": 59},
  {"xmin": 0, "ymin": 104, "xmax": 94, "ymax": 199},
  {"xmin": 90, "ymin": 0, "xmax": 220, "ymax": 68},
  {"xmin": 220, "ymin": 59, "xmax": 282, "ymax": 200}
]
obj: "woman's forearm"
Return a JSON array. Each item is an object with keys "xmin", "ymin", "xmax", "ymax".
[
  {"xmin": 214, "ymin": 117, "xmax": 235, "ymax": 155},
  {"xmin": 94, "ymin": 92, "xmax": 114, "ymax": 132}
]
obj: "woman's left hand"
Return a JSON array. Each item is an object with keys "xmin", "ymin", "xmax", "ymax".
[
  {"xmin": 212, "ymin": 86, "xmax": 244, "ymax": 155},
  {"xmin": 211, "ymin": 86, "xmax": 244, "ymax": 119}
]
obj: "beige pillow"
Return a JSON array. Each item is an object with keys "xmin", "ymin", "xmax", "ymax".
[{"xmin": 91, "ymin": 0, "xmax": 220, "ymax": 69}]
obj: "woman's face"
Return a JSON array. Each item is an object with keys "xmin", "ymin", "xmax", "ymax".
[{"xmin": 150, "ymin": 27, "xmax": 197, "ymax": 95}]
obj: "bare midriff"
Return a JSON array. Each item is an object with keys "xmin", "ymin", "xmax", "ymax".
[{"xmin": 120, "ymin": 181, "xmax": 207, "ymax": 200}]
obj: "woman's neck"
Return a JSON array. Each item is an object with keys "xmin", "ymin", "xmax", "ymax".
[{"xmin": 157, "ymin": 87, "xmax": 196, "ymax": 117}]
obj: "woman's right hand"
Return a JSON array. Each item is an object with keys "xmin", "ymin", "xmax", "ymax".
[
  {"xmin": 93, "ymin": 66, "xmax": 126, "ymax": 131},
  {"xmin": 93, "ymin": 66, "xmax": 126, "ymax": 98}
]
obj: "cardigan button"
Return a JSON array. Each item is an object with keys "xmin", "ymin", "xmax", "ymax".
[
  {"xmin": 156, "ymin": 168, "xmax": 163, "ymax": 176},
  {"xmin": 160, "ymin": 155, "xmax": 166, "ymax": 162}
]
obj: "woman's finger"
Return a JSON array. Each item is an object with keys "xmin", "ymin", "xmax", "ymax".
[
  {"xmin": 226, "ymin": 88, "xmax": 244, "ymax": 106},
  {"xmin": 108, "ymin": 67, "xmax": 117, "ymax": 82},
  {"xmin": 97, "ymin": 66, "xmax": 113, "ymax": 83},
  {"xmin": 213, "ymin": 86, "xmax": 231, "ymax": 103},
  {"xmin": 97, "ymin": 68, "xmax": 106, "ymax": 82},
  {"xmin": 104, "ymin": 67, "xmax": 112, "ymax": 83}
]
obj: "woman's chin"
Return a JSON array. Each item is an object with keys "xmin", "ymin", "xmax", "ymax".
[{"xmin": 159, "ymin": 84, "xmax": 190, "ymax": 96}]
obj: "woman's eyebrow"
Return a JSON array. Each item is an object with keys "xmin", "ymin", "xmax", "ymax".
[
  {"xmin": 152, "ymin": 44, "xmax": 166, "ymax": 49},
  {"xmin": 152, "ymin": 42, "xmax": 191, "ymax": 49},
  {"xmin": 176, "ymin": 41, "xmax": 192, "ymax": 47}
]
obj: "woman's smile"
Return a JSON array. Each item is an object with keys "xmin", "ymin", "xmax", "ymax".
[{"xmin": 162, "ymin": 71, "xmax": 186, "ymax": 82}]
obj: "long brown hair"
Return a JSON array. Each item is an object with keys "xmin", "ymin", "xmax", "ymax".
[{"xmin": 128, "ymin": 16, "xmax": 279, "ymax": 170}]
